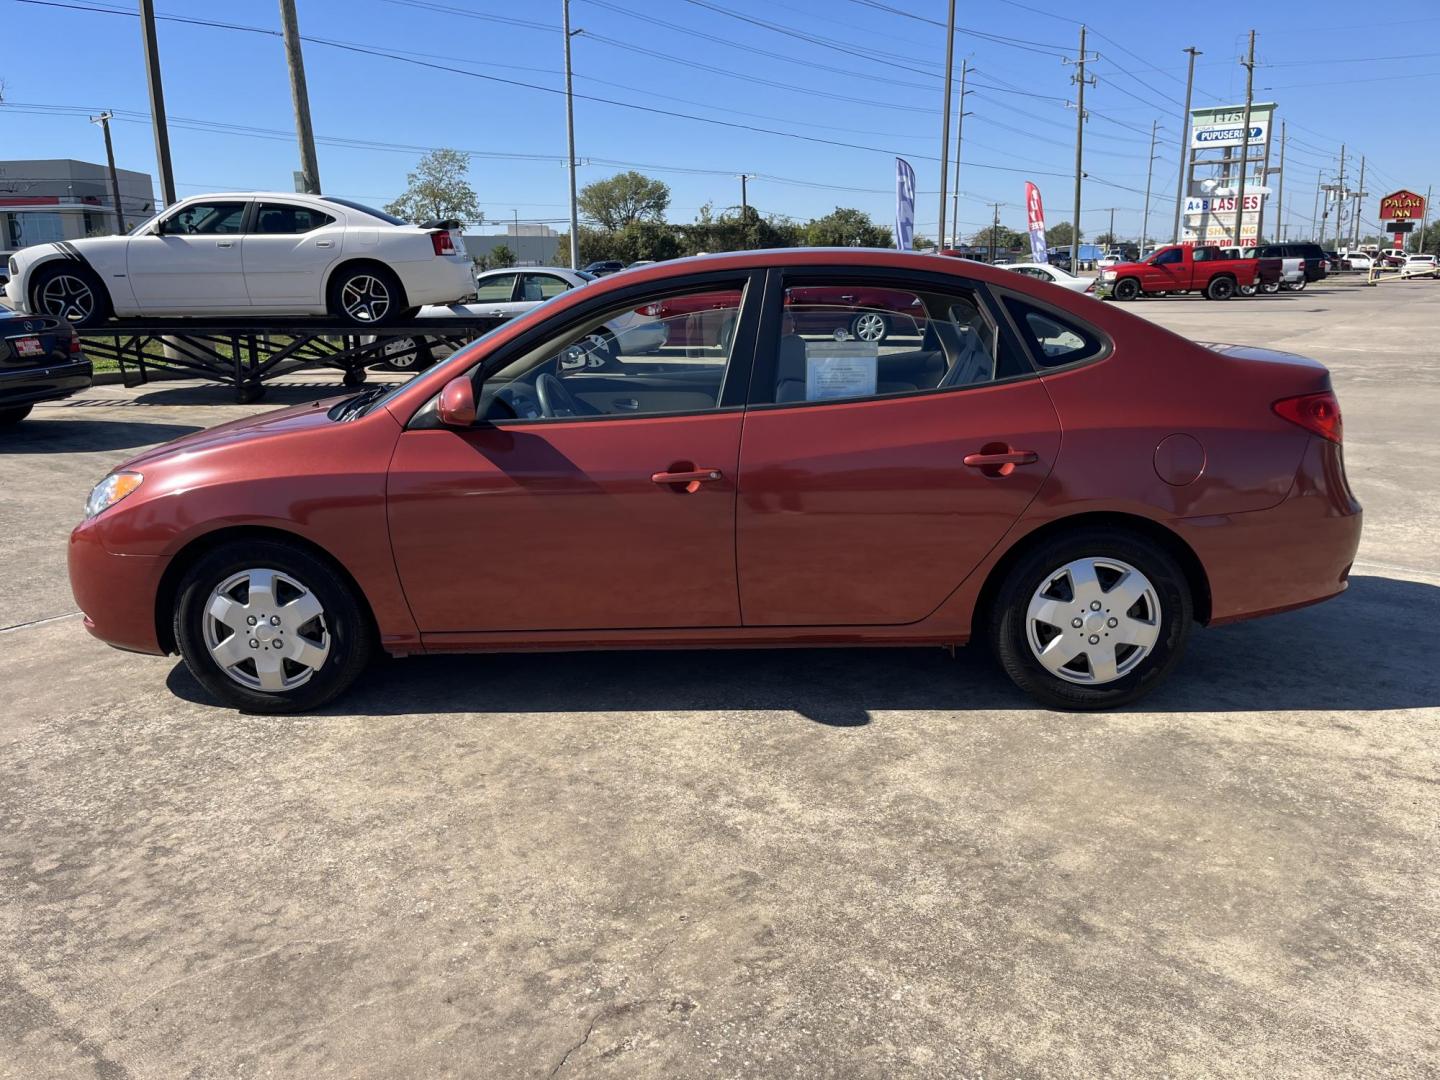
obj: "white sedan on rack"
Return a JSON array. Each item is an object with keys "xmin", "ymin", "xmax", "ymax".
[{"xmin": 3, "ymin": 192, "xmax": 476, "ymax": 328}]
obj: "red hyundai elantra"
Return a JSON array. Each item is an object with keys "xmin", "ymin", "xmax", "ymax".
[{"xmin": 69, "ymin": 250, "xmax": 1361, "ymax": 712}]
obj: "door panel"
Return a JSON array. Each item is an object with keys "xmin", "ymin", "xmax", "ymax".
[
  {"xmin": 127, "ymin": 234, "xmax": 249, "ymax": 311},
  {"xmin": 387, "ymin": 411, "xmax": 743, "ymax": 632},
  {"xmin": 736, "ymin": 382, "xmax": 1061, "ymax": 626},
  {"xmin": 241, "ymin": 234, "xmax": 339, "ymax": 308}
]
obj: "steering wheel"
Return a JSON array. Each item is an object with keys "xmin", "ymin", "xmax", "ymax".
[{"xmin": 535, "ymin": 372, "xmax": 595, "ymax": 418}]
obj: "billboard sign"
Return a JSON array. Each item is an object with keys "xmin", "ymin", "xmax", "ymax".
[
  {"xmin": 1184, "ymin": 194, "xmax": 1264, "ymax": 216},
  {"xmin": 894, "ymin": 157, "xmax": 916, "ymax": 252},
  {"xmin": 1024, "ymin": 181, "xmax": 1048, "ymax": 264},
  {"xmin": 1188, "ymin": 103, "xmax": 1276, "ymax": 151},
  {"xmin": 1378, "ymin": 189, "xmax": 1425, "ymax": 222}
]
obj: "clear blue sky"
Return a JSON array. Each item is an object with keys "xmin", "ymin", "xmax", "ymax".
[{"xmin": 4, "ymin": 0, "xmax": 1437, "ymax": 243}]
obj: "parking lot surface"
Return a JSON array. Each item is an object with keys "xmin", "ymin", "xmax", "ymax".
[{"xmin": 2, "ymin": 283, "xmax": 1437, "ymax": 1078}]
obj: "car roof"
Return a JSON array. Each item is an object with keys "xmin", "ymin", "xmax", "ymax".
[
  {"xmin": 477, "ymin": 266, "xmax": 580, "ymax": 276},
  {"xmin": 581, "ymin": 247, "xmax": 1036, "ymax": 289}
]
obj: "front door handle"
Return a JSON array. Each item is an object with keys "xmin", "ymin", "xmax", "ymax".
[
  {"xmin": 652, "ymin": 468, "xmax": 723, "ymax": 484},
  {"xmin": 963, "ymin": 450, "xmax": 1038, "ymax": 468},
  {"xmin": 217, "ymin": 240, "xmax": 234, "ymax": 248}
]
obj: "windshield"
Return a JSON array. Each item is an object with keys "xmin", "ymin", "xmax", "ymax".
[{"xmin": 321, "ymin": 197, "xmax": 409, "ymax": 226}]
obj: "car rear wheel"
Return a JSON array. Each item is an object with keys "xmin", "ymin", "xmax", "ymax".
[
  {"xmin": 1206, "ymin": 276, "xmax": 1236, "ymax": 300},
  {"xmin": 989, "ymin": 530, "xmax": 1192, "ymax": 710},
  {"xmin": 30, "ymin": 263, "xmax": 111, "ymax": 329},
  {"xmin": 1283, "ymin": 278, "xmax": 1307, "ymax": 292},
  {"xmin": 850, "ymin": 311, "xmax": 889, "ymax": 342},
  {"xmin": 174, "ymin": 540, "xmax": 374, "ymax": 713},
  {"xmin": 1112, "ymin": 278, "xmax": 1140, "ymax": 301},
  {"xmin": 0, "ymin": 404, "xmax": 35, "ymax": 425},
  {"xmin": 377, "ymin": 336, "xmax": 435, "ymax": 372},
  {"xmin": 328, "ymin": 265, "xmax": 406, "ymax": 327}
]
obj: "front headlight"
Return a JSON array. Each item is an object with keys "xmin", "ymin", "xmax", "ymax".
[
  {"xmin": 85, "ymin": 471, "xmax": 143, "ymax": 520},
  {"xmin": 1102, "ymin": 270, "xmax": 1117, "ymax": 280}
]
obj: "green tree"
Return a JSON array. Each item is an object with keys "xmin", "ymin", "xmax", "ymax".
[
  {"xmin": 971, "ymin": 224, "xmax": 1025, "ymax": 254},
  {"xmin": 1045, "ymin": 221, "xmax": 1080, "ymax": 248},
  {"xmin": 385, "ymin": 148, "xmax": 481, "ymax": 225},
  {"xmin": 489, "ymin": 243, "xmax": 516, "ymax": 268},
  {"xmin": 578, "ymin": 171, "xmax": 671, "ymax": 232},
  {"xmin": 911, "ymin": 234, "xmax": 935, "ymax": 252},
  {"xmin": 804, "ymin": 207, "xmax": 892, "ymax": 248},
  {"xmin": 1094, "ymin": 231, "xmax": 1121, "ymax": 247}
]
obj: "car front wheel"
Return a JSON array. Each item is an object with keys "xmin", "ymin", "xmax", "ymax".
[
  {"xmin": 30, "ymin": 263, "xmax": 111, "ymax": 328},
  {"xmin": 174, "ymin": 540, "xmax": 374, "ymax": 713},
  {"xmin": 989, "ymin": 530, "xmax": 1192, "ymax": 710},
  {"xmin": 850, "ymin": 311, "xmax": 889, "ymax": 342},
  {"xmin": 1111, "ymin": 278, "xmax": 1140, "ymax": 301}
]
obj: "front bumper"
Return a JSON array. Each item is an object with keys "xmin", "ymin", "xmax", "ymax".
[
  {"xmin": 0, "ymin": 358, "xmax": 92, "ymax": 407},
  {"xmin": 69, "ymin": 522, "xmax": 169, "ymax": 655}
]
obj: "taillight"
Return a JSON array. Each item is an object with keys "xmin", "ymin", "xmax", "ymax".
[
  {"xmin": 70, "ymin": 336, "xmax": 82, "ymax": 354},
  {"xmin": 1273, "ymin": 391, "xmax": 1342, "ymax": 444},
  {"xmin": 430, "ymin": 231, "xmax": 456, "ymax": 256},
  {"xmin": 639, "ymin": 302, "xmax": 664, "ymax": 317}
]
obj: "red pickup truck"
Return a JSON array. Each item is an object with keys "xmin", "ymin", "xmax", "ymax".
[{"xmin": 1096, "ymin": 244, "xmax": 1279, "ymax": 301}]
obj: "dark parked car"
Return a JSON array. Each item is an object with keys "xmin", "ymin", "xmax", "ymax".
[
  {"xmin": 71, "ymin": 250, "xmax": 1360, "ymax": 714},
  {"xmin": 0, "ymin": 308, "xmax": 91, "ymax": 425},
  {"xmin": 582, "ymin": 260, "xmax": 626, "ymax": 277},
  {"xmin": 1251, "ymin": 243, "xmax": 1329, "ymax": 282}
]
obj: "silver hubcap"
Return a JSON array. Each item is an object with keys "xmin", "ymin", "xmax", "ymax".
[
  {"xmin": 39, "ymin": 274, "xmax": 95, "ymax": 321},
  {"xmin": 1025, "ymin": 558, "xmax": 1160, "ymax": 685},
  {"xmin": 341, "ymin": 275, "xmax": 391, "ymax": 322},
  {"xmin": 202, "ymin": 568, "xmax": 330, "ymax": 692},
  {"xmin": 853, "ymin": 312, "xmax": 886, "ymax": 341},
  {"xmin": 383, "ymin": 337, "xmax": 418, "ymax": 368}
]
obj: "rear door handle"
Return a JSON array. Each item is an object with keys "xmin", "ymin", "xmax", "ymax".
[
  {"xmin": 316, "ymin": 240, "xmax": 334, "ymax": 248},
  {"xmin": 217, "ymin": 240, "xmax": 234, "ymax": 248},
  {"xmin": 963, "ymin": 450, "xmax": 1038, "ymax": 467}
]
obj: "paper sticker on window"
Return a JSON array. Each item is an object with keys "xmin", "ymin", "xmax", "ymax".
[{"xmin": 805, "ymin": 342, "xmax": 878, "ymax": 401}]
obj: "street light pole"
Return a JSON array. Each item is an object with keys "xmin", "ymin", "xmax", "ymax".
[
  {"xmin": 1140, "ymin": 118, "xmax": 1157, "ymax": 254},
  {"xmin": 562, "ymin": 0, "xmax": 581, "ymax": 269},
  {"xmin": 950, "ymin": 58, "xmax": 970, "ymax": 249},
  {"xmin": 936, "ymin": 0, "xmax": 956, "ymax": 250},
  {"xmin": 137, "ymin": 0, "xmax": 176, "ymax": 206},
  {"xmin": 89, "ymin": 111, "xmax": 127, "ymax": 233},
  {"xmin": 1171, "ymin": 46, "xmax": 1200, "ymax": 244}
]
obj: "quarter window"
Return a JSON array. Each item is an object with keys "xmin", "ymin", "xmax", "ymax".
[
  {"xmin": 1004, "ymin": 298, "xmax": 1105, "ymax": 369},
  {"xmin": 519, "ymin": 273, "xmax": 572, "ymax": 301}
]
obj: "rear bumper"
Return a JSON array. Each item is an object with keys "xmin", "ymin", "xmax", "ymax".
[
  {"xmin": 1174, "ymin": 438, "xmax": 1362, "ymax": 626},
  {"xmin": 69, "ymin": 523, "xmax": 168, "ymax": 655},
  {"xmin": 0, "ymin": 359, "xmax": 92, "ymax": 407},
  {"xmin": 395, "ymin": 258, "xmax": 476, "ymax": 306}
]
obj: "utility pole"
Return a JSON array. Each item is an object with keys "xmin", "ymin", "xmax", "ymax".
[
  {"xmin": 278, "ymin": 0, "xmax": 320, "ymax": 194},
  {"xmin": 988, "ymin": 202, "xmax": 1001, "ymax": 263},
  {"xmin": 1107, "ymin": 206, "xmax": 1116, "ymax": 248},
  {"xmin": 562, "ymin": 0, "xmax": 581, "ymax": 269},
  {"xmin": 89, "ymin": 111, "xmax": 127, "ymax": 234},
  {"xmin": 949, "ymin": 59, "xmax": 971, "ymax": 249},
  {"xmin": 278, "ymin": 0, "xmax": 321, "ymax": 194},
  {"xmin": 1349, "ymin": 155, "xmax": 1366, "ymax": 250},
  {"xmin": 737, "ymin": 173, "xmax": 755, "ymax": 247},
  {"xmin": 512, "ymin": 208, "xmax": 520, "ymax": 264},
  {"xmin": 936, "ymin": 0, "xmax": 957, "ymax": 251},
  {"xmin": 1311, "ymin": 171, "xmax": 1322, "ymax": 242},
  {"xmin": 1140, "ymin": 118, "xmax": 1158, "ymax": 253},
  {"xmin": 1232, "ymin": 30, "xmax": 1256, "ymax": 247},
  {"xmin": 1274, "ymin": 120, "xmax": 1286, "ymax": 244},
  {"xmin": 1068, "ymin": 25, "xmax": 1095, "ymax": 268},
  {"xmin": 1333, "ymin": 144, "xmax": 1346, "ymax": 252},
  {"xmin": 138, "ymin": 0, "xmax": 176, "ymax": 206},
  {"xmin": 1418, "ymin": 185, "xmax": 1433, "ymax": 254},
  {"xmin": 1172, "ymin": 46, "xmax": 1200, "ymax": 243}
]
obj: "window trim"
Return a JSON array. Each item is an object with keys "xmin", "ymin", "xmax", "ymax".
[
  {"xmin": 405, "ymin": 267, "xmax": 767, "ymax": 430},
  {"xmin": 990, "ymin": 285, "xmax": 1114, "ymax": 375},
  {"xmin": 742, "ymin": 265, "xmax": 1038, "ymax": 412}
]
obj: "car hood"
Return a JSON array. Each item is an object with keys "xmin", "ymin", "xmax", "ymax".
[{"xmin": 118, "ymin": 396, "xmax": 347, "ymax": 471}]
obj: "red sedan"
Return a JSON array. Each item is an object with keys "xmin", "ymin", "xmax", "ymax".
[{"xmin": 70, "ymin": 249, "xmax": 1361, "ymax": 713}]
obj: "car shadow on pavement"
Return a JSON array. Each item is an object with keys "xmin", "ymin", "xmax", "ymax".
[
  {"xmin": 130, "ymin": 382, "xmax": 373, "ymax": 408},
  {"xmin": 1, "ymin": 418, "xmax": 201, "ymax": 453},
  {"xmin": 164, "ymin": 574, "xmax": 1440, "ymax": 724}
]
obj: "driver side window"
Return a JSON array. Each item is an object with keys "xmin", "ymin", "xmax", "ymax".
[
  {"xmin": 162, "ymin": 202, "xmax": 247, "ymax": 235},
  {"xmin": 1155, "ymin": 248, "xmax": 1183, "ymax": 265},
  {"xmin": 476, "ymin": 283, "xmax": 748, "ymax": 422}
]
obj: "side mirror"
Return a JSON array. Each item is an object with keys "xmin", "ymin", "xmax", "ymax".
[{"xmin": 436, "ymin": 376, "xmax": 477, "ymax": 427}]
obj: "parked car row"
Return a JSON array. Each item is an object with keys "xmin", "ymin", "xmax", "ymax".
[{"xmin": 1094, "ymin": 244, "xmax": 1284, "ymax": 301}]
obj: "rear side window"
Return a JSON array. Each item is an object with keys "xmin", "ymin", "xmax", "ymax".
[
  {"xmin": 254, "ymin": 203, "xmax": 335, "ymax": 234},
  {"xmin": 1004, "ymin": 298, "xmax": 1106, "ymax": 369}
]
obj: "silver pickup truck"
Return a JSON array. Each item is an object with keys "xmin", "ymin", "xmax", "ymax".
[{"xmin": 1219, "ymin": 248, "xmax": 1308, "ymax": 293}]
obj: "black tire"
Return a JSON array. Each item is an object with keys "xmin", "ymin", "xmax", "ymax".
[
  {"xmin": 327, "ymin": 264, "xmax": 407, "ymax": 327},
  {"xmin": 173, "ymin": 540, "xmax": 375, "ymax": 713},
  {"xmin": 1283, "ymin": 278, "xmax": 1307, "ymax": 292},
  {"xmin": 1261, "ymin": 281, "xmax": 1280, "ymax": 294},
  {"xmin": 30, "ymin": 262, "xmax": 112, "ymax": 329},
  {"xmin": 1206, "ymin": 275, "xmax": 1236, "ymax": 300},
  {"xmin": 0, "ymin": 404, "xmax": 35, "ymax": 425},
  {"xmin": 1112, "ymin": 278, "xmax": 1141, "ymax": 301},
  {"xmin": 989, "ymin": 529, "xmax": 1193, "ymax": 711},
  {"xmin": 377, "ymin": 336, "xmax": 436, "ymax": 372},
  {"xmin": 342, "ymin": 368, "xmax": 368, "ymax": 388}
]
